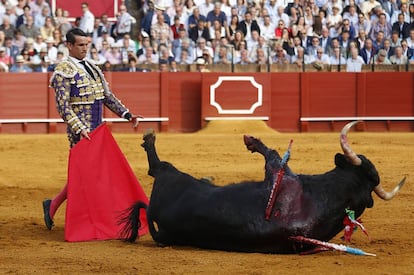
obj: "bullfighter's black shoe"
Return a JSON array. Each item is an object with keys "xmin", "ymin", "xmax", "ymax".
[{"xmin": 42, "ymin": 199, "xmax": 54, "ymax": 230}]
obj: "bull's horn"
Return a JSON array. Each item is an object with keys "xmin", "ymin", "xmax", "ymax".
[
  {"xmin": 340, "ymin": 121, "xmax": 362, "ymax": 165},
  {"xmin": 374, "ymin": 177, "xmax": 406, "ymax": 200}
]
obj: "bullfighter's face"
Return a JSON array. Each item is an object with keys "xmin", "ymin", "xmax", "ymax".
[{"xmin": 68, "ymin": 35, "xmax": 89, "ymax": 60}]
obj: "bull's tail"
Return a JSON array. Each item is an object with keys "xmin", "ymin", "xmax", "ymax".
[{"xmin": 118, "ymin": 201, "xmax": 148, "ymax": 242}]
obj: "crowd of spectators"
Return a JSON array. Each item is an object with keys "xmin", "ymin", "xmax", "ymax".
[{"xmin": 1, "ymin": 0, "xmax": 414, "ymax": 73}]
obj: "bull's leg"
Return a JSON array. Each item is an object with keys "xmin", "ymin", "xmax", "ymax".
[
  {"xmin": 243, "ymin": 135, "xmax": 293, "ymax": 181},
  {"xmin": 141, "ymin": 128, "xmax": 161, "ymax": 177}
]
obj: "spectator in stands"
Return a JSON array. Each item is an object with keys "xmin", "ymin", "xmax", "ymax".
[
  {"xmin": 44, "ymin": 36, "xmax": 57, "ymax": 62},
  {"xmin": 141, "ymin": 3, "xmax": 170, "ymax": 36},
  {"xmin": 16, "ymin": 5, "xmax": 31, "ymax": 29},
  {"xmin": 34, "ymin": 55, "xmax": 52, "ymax": 72},
  {"xmin": 19, "ymin": 15, "xmax": 40, "ymax": 39},
  {"xmin": 187, "ymin": 7, "xmax": 206, "ymax": 30},
  {"xmin": 30, "ymin": 0, "xmax": 51, "ymax": 19},
  {"xmin": 339, "ymin": 29, "xmax": 351, "ymax": 50},
  {"xmin": 381, "ymin": 38, "xmax": 393, "ymax": 57},
  {"xmin": 79, "ymin": 2, "xmax": 94, "ymax": 35},
  {"xmin": 40, "ymin": 16, "xmax": 55, "ymax": 40},
  {"xmin": 213, "ymin": 45, "xmax": 230, "ymax": 64},
  {"xmin": 172, "ymin": 27, "xmax": 191, "ymax": 56},
  {"xmin": 346, "ymin": 47, "xmax": 365, "ymax": 72},
  {"xmin": 329, "ymin": 46, "xmax": 346, "ymax": 65},
  {"xmin": 306, "ymin": 35, "xmax": 320, "ymax": 56},
  {"xmin": 137, "ymin": 46, "xmax": 158, "ymax": 64},
  {"xmin": 195, "ymin": 56, "xmax": 210, "ymax": 71},
  {"xmin": 198, "ymin": 0, "xmax": 214, "ymax": 18},
  {"xmin": 389, "ymin": 46, "xmax": 408, "ymax": 64},
  {"xmin": 374, "ymin": 49, "xmax": 391, "ymax": 64},
  {"xmin": 246, "ymin": 29, "xmax": 260, "ymax": 53},
  {"xmin": 171, "ymin": 16, "xmax": 185, "ymax": 40},
  {"xmin": 400, "ymin": 39, "xmax": 413, "ymax": 59},
  {"xmin": 104, "ymin": 43, "xmax": 122, "ymax": 65},
  {"xmin": 31, "ymin": 34, "xmax": 44, "ymax": 53},
  {"xmin": 34, "ymin": 6, "xmax": 50, "ymax": 29},
  {"xmin": 259, "ymin": 15, "xmax": 275, "ymax": 41},
  {"xmin": 327, "ymin": 4, "xmax": 342, "ymax": 38},
  {"xmin": 373, "ymin": 30, "xmax": 384, "ymax": 49},
  {"xmin": 151, "ymin": 13, "xmax": 172, "ymax": 47},
  {"xmin": 57, "ymin": 10, "xmax": 72, "ymax": 37},
  {"xmin": 311, "ymin": 47, "xmax": 331, "ymax": 68},
  {"xmin": 52, "ymin": 29, "xmax": 64, "ymax": 48},
  {"xmin": 406, "ymin": 29, "xmax": 414, "ymax": 50},
  {"xmin": 0, "ymin": 16, "xmax": 16, "ymax": 38},
  {"xmin": 177, "ymin": 47, "xmax": 192, "ymax": 64},
  {"xmin": 392, "ymin": 3, "xmax": 410, "ymax": 24},
  {"xmin": 354, "ymin": 13, "xmax": 371, "ymax": 37},
  {"xmin": 0, "ymin": 60, "xmax": 8, "ymax": 72},
  {"xmin": 89, "ymin": 47, "xmax": 106, "ymax": 65},
  {"xmin": 250, "ymin": 35, "xmax": 268, "ymax": 63},
  {"xmin": 370, "ymin": 12, "xmax": 392, "ymax": 42},
  {"xmin": 10, "ymin": 54, "xmax": 32, "ymax": 72},
  {"xmin": 4, "ymin": 36, "xmax": 19, "ymax": 62},
  {"xmin": 12, "ymin": 29, "xmax": 26, "ymax": 51},
  {"xmin": 176, "ymin": 37, "xmax": 195, "ymax": 63},
  {"xmin": 3, "ymin": 4, "xmax": 17, "ymax": 26},
  {"xmin": 355, "ymin": 28, "xmax": 367, "ymax": 50},
  {"xmin": 169, "ymin": 59, "xmax": 179, "ymax": 71},
  {"xmin": 158, "ymin": 59, "xmax": 169, "ymax": 72},
  {"xmin": 343, "ymin": 5, "xmax": 359, "ymax": 29},
  {"xmin": 113, "ymin": 4, "xmax": 136, "ymax": 40},
  {"xmin": 361, "ymin": 0, "xmax": 381, "ymax": 17},
  {"xmin": 272, "ymin": 43, "xmax": 291, "ymax": 64},
  {"xmin": 359, "ymin": 38, "xmax": 376, "ymax": 64},
  {"xmin": 206, "ymin": 2, "xmax": 226, "ymax": 27},
  {"xmin": 237, "ymin": 11, "xmax": 260, "ymax": 41},
  {"xmin": 189, "ymin": 18, "xmax": 210, "ymax": 43},
  {"xmin": 290, "ymin": 46, "xmax": 305, "ymax": 67},
  {"xmin": 209, "ymin": 19, "xmax": 225, "ymax": 41},
  {"xmin": 0, "ymin": 45, "xmax": 13, "ymax": 65},
  {"xmin": 158, "ymin": 43, "xmax": 175, "ymax": 63},
  {"xmin": 392, "ymin": 13, "xmax": 411, "ymax": 40},
  {"xmin": 291, "ymin": 16, "xmax": 309, "ymax": 38},
  {"xmin": 95, "ymin": 30, "xmax": 115, "ymax": 53},
  {"xmin": 285, "ymin": 0, "xmax": 303, "ymax": 17},
  {"xmin": 99, "ymin": 13, "xmax": 114, "ymax": 37},
  {"xmin": 184, "ymin": 0, "xmax": 196, "ymax": 18}
]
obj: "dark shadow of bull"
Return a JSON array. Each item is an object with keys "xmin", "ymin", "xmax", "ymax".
[{"xmin": 119, "ymin": 121, "xmax": 405, "ymax": 254}]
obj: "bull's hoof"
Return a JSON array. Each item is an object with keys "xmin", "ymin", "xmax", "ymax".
[
  {"xmin": 243, "ymin": 135, "xmax": 259, "ymax": 153},
  {"xmin": 142, "ymin": 128, "xmax": 156, "ymax": 148}
]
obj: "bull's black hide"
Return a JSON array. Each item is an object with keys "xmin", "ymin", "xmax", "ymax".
[{"xmin": 120, "ymin": 121, "xmax": 405, "ymax": 254}]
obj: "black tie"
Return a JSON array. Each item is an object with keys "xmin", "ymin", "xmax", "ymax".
[{"xmin": 80, "ymin": 60, "xmax": 96, "ymax": 80}]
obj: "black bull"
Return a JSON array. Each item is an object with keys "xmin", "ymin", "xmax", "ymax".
[{"xmin": 119, "ymin": 121, "xmax": 405, "ymax": 254}]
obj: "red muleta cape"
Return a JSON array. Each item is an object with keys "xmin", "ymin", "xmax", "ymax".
[{"xmin": 65, "ymin": 123, "xmax": 148, "ymax": 242}]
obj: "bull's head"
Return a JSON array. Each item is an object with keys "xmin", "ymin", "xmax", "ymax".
[{"xmin": 340, "ymin": 121, "xmax": 406, "ymax": 201}]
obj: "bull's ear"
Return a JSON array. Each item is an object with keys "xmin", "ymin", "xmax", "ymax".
[{"xmin": 334, "ymin": 153, "xmax": 350, "ymax": 168}]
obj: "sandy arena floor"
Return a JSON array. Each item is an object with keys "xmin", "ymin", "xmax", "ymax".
[{"xmin": 0, "ymin": 121, "xmax": 413, "ymax": 274}]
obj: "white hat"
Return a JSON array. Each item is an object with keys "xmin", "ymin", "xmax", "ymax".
[
  {"xmin": 45, "ymin": 37, "xmax": 55, "ymax": 43},
  {"xmin": 16, "ymin": 55, "xmax": 25, "ymax": 63},
  {"xmin": 154, "ymin": 4, "xmax": 165, "ymax": 11},
  {"xmin": 196, "ymin": 58, "xmax": 205, "ymax": 65},
  {"xmin": 141, "ymin": 30, "xmax": 149, "ymax": 38}
]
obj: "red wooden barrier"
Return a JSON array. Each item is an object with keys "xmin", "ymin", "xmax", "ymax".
[{"xmin": 0, "ymin": 72, "xmax": 413, "ymax": 133}]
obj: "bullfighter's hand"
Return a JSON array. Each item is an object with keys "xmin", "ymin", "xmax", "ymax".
[
  {"xmin": 130, "ymin": 114, "xmax": 144, "ymax": 128},
  {"xmin": 80, "ymin": 129, "xmax": 91, "ymax": 140}
]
